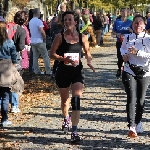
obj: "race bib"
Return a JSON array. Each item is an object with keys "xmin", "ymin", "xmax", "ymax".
[{"xmin": 64, "ymin": 53, "xmax": 79, "ymax": 66}]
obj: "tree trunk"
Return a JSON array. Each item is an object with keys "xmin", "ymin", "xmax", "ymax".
[{"xmin": 4, "ymin": 0, "xmax": 8, "ymax": 12}]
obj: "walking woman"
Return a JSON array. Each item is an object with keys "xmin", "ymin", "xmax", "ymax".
[
  {"xmin": 50, "ymin": 11, "xmax": 95, "ymax": 143},
  {"xmin": 112, "ymin": 8, "xmax": 132, "ymax": 78},
  {"xmin": 120, "ymin": 15, "xmax": 150, "ymax": 138}
]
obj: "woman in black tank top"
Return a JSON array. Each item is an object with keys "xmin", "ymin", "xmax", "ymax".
[{"xmin": 50, "ymin": 11, "xmax": 95, "ymax": 143}]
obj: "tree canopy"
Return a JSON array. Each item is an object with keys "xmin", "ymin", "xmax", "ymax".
[
  {"xmin": 44, "ymin": 0, "xmax": 150, "ymax": 13},
  {"xmin": 12, "ymin": 0, "xmax": 28, "ymax": 9},
  {"xmin": 10, "ymin": 0, "xmax": 150, "ymax": 13}
]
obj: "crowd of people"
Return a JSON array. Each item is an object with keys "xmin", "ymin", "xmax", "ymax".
[{"xmin": 1, "ymin": 2, "xmax": 150, "ymax": 143}]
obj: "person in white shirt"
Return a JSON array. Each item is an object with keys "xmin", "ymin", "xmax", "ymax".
[
  {"xmin": 120, "ymin": 14, "xmax": 150, "ymax": 138},
  {"xmin": 29, "ymin": 8, "xmax": 51, "ymax": 75}
]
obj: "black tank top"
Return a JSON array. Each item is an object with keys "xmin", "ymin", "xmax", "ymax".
[{"xmin": 58, "ymin": 31, "xmax": 82, "ymax": 59}]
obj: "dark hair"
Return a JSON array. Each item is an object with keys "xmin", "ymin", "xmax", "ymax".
[
  {"xmin": 132, "ymin": 14, "xmax": 146, "ymax": 24},
  {"xmin": 14, "ymin": 11, "xmax": 25, "ymax": 25},
  {"xmin": 28, "ymin": 9, "xmax": 33, "ymax": 21},
  {"xmin": 62, "ymin": 11, "xmax": 79, "ymax": 25},
  {"xmin": 134, "ymin": 12, "xmax": 141, "ymax": 15},
  {"xmin": 21, "ymin": 11, "xmax": 28, "ymax": 22},
  {"xmin": 32, "ymin": 8, "xmax": 39, "ymax": 15},
  {"xmin": 0, "ymin": 22, "xmax": 8, "ymax": 45}
]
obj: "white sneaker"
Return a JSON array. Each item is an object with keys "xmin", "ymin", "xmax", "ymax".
[
  {"xmin": 11, "ymin": 106, "xmax": 21, "ymax": 113},
  {"xmin": 95, "ymin": 45, "xmax": 100, "ymax": 48},
  {"xmin": 136, "ymin": 122, "xmax": 143, "ymax": 133},
  {"xmin": 40, "ymin": 72, "xmax": 45, "ymax": 74},
  {"xmin": 128, "ymin": 126, "xmax": 137, "ymax": 138},
  {"xmin": 1, "ymin": 120, "xmax": 12, "ymax": 127}
]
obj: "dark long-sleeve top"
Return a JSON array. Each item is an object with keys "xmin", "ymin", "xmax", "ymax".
[
  {"xmin": 93, "ymin": 18, "xmax": 104, "ymax": 30},
  {"xmin": 0, "ymin": 39, "xmax": 17, "ymax": 64},
  {"xmin": 13, "ymin": 26, "xmax": 26, "ymax": 52}
]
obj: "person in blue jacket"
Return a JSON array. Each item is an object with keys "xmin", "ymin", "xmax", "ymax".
[
  {"xmin": 0, "ymin": 22, "xmax": 17, "ymax": 127},
  {"xmin": 112, "ymin": 7, "xmax": 132, "ymax": 78}
]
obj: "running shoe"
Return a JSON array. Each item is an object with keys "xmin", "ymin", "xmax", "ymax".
[
  {"xmin": 1, "ymin": 120, "xmax": 12, "ymax": 127},
  {"xmin": 62, "ymin": 116, "xmax": 71, "ymax": 134},
  {"xmin": 11, "ymin": 106, "xmax": 21, "ymax": 113},
  {"xmin": 71, "ymin": 131, "xmax": 80, "ymax": 143},
  {"xmin": 136, "ymin": 122, "xmax": 143, "ymax": 133},
  {"xmin": 128, "ymin": 127, "xmax": 137, "ymax": 138}
]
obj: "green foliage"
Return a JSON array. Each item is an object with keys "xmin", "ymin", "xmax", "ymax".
[
  {"xmin": 12, "ymin": 0, "xmax": 28, "ymax": 9},
  {"xmin": 42, "ymin": 0, "xmax": 150, "ymax": 14}
]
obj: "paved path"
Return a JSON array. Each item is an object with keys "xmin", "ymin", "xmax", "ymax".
[{"xmin": 1, "ymin": 34, "xmax": 150, "ymax": 150}]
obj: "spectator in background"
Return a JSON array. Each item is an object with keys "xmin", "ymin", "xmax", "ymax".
[
  {"xmin": 0, "ymin": 22, "xmax": 18, "ymax": 127},
  {"xmin": 107, "ymin": 12, "xmax": 112, "ymax": 32},
  {"xmin": 103, "ymin": 13, "xmax": 109, "ymax": 34},
  {"xmin": 5, "ymin": 6, "xmax": 19, "ymax": 39},
  {"xmin": 127, "ymin": 8, "xmax": 133, "ymax": 21},
  {"xmin": 92, "ymin": 11, "xmax": 97, "ymax": 23},
  {"xmin": 20, "ymin": 11, "xmax": 31, "ymax": 46},
  {"xmin": 5, "ymin": 6, "xmax": 21, "ymax": 113},
  {"xmin": 51, "ymin": 3, "xmax": 66, "ymax": 78},
  {"xmin": 89, "ymin": 10, "xmax": 93, "ymax": 23},
  {"xmin": 134, "ymin": 12, "xmax": 141, "ymax": 16},
  {"xmin": 99, "ymin": 12, "xmax": 105, "ymax": 46},
  {"xmin": 112, "ymin": 11, "xmax": 118, "ymax": 24},
  {"xmin": 93, "ymin": 12, "xmax": 104, "ymax": 47},
  {"xmin": 14, "ymin": 11, "xmax": 30, "ymax": 71},
  {"xmin": 75, "ymin": 8, "xmax": 85, "ymax": 32},
  {"xmin": 39, "ymin": 14, "xmax": 49, "ymax": 33},
  {"xmin": 29, "ymin": 8, "xmax": 51, "ymax": 75},
  {"xmin": 27, "ymin": 9, "xmax": 34, "ymax": 73}
]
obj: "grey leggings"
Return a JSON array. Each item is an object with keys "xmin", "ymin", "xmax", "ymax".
[{"xmin": 122, "ymin": 71, "xmax": 150, "ymax": 127}]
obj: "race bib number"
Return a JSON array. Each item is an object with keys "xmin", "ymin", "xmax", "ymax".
[{"xmin": 64, "ymin": 53, "xmax": 79, "ymax": 66}]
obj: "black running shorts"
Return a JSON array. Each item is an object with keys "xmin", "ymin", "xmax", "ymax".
[{"xmin": 55, "ymin": 63, "xmax": 84, "ymax": 88}]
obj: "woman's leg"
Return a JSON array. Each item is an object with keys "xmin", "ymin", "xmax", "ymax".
[
  {"xmin": 122, "ymin": 72, "xmax": 137, "ymax": 128},
  {"xmin": 0, "ymin": 87, "xmax": 12, "ymax": 126},
  {"xmin": 71, "ymin": 82, "xmax": 84, "ymax": 126},
  {"xmin": 70, "ymin": 82, "xmax": 84, "ymax": 142},
  {"xmin": 59, "ymin": 87, "xmax": 70, "ymax": 118},
  {"xmin": 59, "ymin": 87, "xmax": 71, "ymax": 134},
  {"xmin": 10, "ymin": 92, "xmax": 20, "ymax": 113},
  {"xmin": 135, "ymin": 76, "xmax": 150, "ymax": 124}
]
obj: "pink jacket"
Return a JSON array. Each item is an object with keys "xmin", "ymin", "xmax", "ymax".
[{"xmin": 23, "ymin": 25, "xmax": 30, "ymax": 45}]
